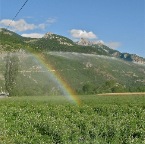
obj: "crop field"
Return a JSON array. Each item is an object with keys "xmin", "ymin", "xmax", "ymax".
[{"xmin": 0, "ymin": 95, "xmax": 145, "ymax": 144}]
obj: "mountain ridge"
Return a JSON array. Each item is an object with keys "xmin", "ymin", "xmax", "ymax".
[{"xmin": 0, "ymin": 28, "xmax": 145, "ymax": 64}]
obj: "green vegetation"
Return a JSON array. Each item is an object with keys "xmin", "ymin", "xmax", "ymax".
[
  {"xmin": 0, "ymin": 28, "xmax": 113, "ymax": 55},
  {"xmin": 80, "ymin": 80, "xmax": 127, "ymax": 94},
  {"xmin": 0, "ymin": 28, "xmax": 27, "ymax": 51},
  {"xmin": 1, "ymin": 28, "xmax": 145, "ymax": 63},
  {"xmin": 0, "ymin": 51, "xmax": 145, "ymax": 96},
  {"xmin": 0, "ymin": 95, "xmax": 145, "ymax": 143},
  {"xmin": 32, "ymin": 35, "xmax": 112, "ymax": 55},
  {"xmin": 0, "ymin": 28, "xmax": 145, "ymax": 95},
  {"xmin": 43, "ymin": 53, "xmax": 145, "ymax": 94},
  {"xmin": 0, "ymin": 25, "xmax": 145, "ymax": 144}
]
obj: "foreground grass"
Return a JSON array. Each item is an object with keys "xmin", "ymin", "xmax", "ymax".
[{"xmin": 0, "ymin": 95, "xmax": 145, "ymax": 144}]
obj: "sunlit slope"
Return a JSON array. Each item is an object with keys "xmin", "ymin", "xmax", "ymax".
[
  {"xmin": 44, "ymin": 52, "xmax": 145, "ymax": 90},
  {"xmin": 0, "ymin": 51, "xmax": 145, "ymax": 95}
]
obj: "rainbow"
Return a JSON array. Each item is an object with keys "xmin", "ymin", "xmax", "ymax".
[{"xmin": 31, "ymin": 52, "xmax": 81, "ymax": 105}]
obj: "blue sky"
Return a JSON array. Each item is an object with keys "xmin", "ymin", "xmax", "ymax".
[{"xmin": 0, "ymin": 0, "xmax": 145, "ymax": 57}]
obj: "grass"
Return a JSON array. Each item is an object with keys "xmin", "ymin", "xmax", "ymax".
[{"xmin": 0, "ymin": 95, "xmax": 145, "ymax": 144}]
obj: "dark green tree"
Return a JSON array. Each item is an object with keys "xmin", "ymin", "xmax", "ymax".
[
  {"xmin": 82, "ymin": 83, "xmax": 94, "ymax": 94},
  {"xmin": 5, "ymin": 53, "xmax": 19, "ymax": 96}
]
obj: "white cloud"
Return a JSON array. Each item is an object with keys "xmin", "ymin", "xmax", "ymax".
[
  {"xmin": 106, "ymin": 42, "xmax": 121, "ymax": 49},
  {"xmin": 70, "ymin": 29, "xmax": 97, "ymax": 39},
  {"xmin": 0, "ymin": 18, "xmax": 56, "ymax": 32},
  {"xmin": 21, "ymin": 33, "xmax": 44, "ymax": 38},
  {"xmin": 0, "ymin": 19, "xmax": 37, "ymax": 32}
]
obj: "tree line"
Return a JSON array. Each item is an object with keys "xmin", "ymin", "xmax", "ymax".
[{"xmin": 78, "ymin": 80, "xmax": 145, "ymax": 95}]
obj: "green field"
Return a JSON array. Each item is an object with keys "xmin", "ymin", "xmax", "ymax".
[{"xmin": 0, "ymin": 95, "xmax": 145, "ymax": 144}]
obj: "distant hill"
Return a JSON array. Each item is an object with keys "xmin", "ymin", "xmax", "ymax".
[{"xmin": 0, "ymin": 28, "xmax": 145, "ymax": 95}]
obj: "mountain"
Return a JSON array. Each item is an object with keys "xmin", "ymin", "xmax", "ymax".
[
  {"xmin": 0, "ymin": 28, "xmax": 145, "ymax": 64},
  {"xmin": 76, "ymin": 38, "xmax": 94, "ymax": 46},
  {"xmin": 76, "ymin": 38, "xmax": 104, "ymax": 46},
  {"xmin": 0, "ymin": 28, "xmax": 145, "ymax": 95},
  {"xmin": 76, "ymin": 37, "xmax": 145, "ymax": 64},
  {"xmin": 34, "ymin": 34, "xmax": 145, "ymax": 64}
]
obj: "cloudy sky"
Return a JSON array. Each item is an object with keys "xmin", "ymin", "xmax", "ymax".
[{"xmin": 0, "ymin": 0, "xmax": 144, "ymax": 57}]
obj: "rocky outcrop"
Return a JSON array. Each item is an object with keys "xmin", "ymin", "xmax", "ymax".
[
  {"xmin": 131, "ymin": 54, "xmax": 145, "ymax": 64},
  {"xmin": 76, "ymin": 38, "xmax": 104, "ymax": 47},
  {"xmin": 43, "ymin": 32, "xmax": 54, "ymax": 39},
  {"xmin": 112, "ymin": 52, "xmax": 145, "ymax": 64},
  {"xmin": 43, "ymin": 32, "xmax": 74, "ymax": 46},
  {"xmin": 76, "ymin": 38, "xmax": 93, "ymax": 46}
]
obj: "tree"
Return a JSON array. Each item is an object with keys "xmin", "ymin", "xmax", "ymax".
[
  {"xmin": 82, "ymin": 83, "xmax": 94, "ymax": 94},
  {"xmin": 5, "ymin": 53, "xmax": 19, "ymax": 96}
]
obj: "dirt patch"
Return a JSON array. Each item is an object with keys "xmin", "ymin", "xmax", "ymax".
[{"xmin": 97, "ymin": 92, "xmax": 145, "ymax": 96}]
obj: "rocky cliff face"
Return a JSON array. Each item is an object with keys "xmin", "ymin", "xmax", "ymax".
[
  {"xmin": 112, "ymin": 52, "xmax": 145, "ymax": 64},
  {"xmin": 76, "ymin": 38, "xmax": 93, "ymax": 46},
  {"xmin": 43, "ymin": 32, "xmax": 54, "ymax": 39},
  {"xmin": 130, "ymin": 54, "xmax": 145, "ymax": 64},
  {"xmin": 76, "ymin": 38, "xmax": 104, "ymax": 46}
]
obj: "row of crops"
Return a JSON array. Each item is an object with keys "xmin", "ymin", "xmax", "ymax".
[{"xmin": 0, "ymin": 95, "xmax": 145, "ymax": 143}]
